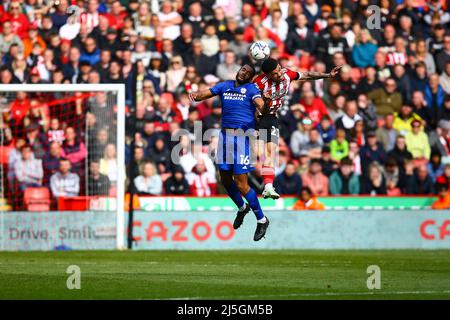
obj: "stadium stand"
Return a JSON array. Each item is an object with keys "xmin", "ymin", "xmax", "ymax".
[{"xmin": 1, "ymin": 0, "xmax": 450, "ymax": 211}]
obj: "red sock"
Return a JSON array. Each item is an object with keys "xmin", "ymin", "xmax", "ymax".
[{"xmin": 262, "ymin": 165, "xmax": 275, "ymax": 185}]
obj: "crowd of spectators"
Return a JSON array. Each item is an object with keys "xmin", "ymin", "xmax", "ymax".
[{"xmin": 1, "ymin": 0, "xmax": 450, "ymax": 210}]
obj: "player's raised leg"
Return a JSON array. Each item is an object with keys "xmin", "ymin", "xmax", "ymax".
[{"xmin": 262, "ymin": 139, "xmax": 280, "ymax": 199}]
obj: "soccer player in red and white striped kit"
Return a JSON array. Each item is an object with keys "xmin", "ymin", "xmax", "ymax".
[{"xmin": 253, "ymin": 58, "xmax": 342, "ymax": 199}]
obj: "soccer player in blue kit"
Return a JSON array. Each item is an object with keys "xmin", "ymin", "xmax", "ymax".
[{"xmin": 189, "ymin": 64, "xmax": 270, "ymax": 241}]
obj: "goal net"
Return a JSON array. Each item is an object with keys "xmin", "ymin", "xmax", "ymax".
[{"xmin": 0, "ymin": 84, "xmax": 125, "ymax": 250}]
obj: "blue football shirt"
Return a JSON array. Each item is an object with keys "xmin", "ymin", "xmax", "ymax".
[{"xmin": 210, "ymin": 81, "xmax": 261, "ymax": 130}]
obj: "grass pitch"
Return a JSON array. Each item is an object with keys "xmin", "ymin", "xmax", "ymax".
[{"xmin": 0, "ymin": 250, "xmax": 449, "ymax": 300}]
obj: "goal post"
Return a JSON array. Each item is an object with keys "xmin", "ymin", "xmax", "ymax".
[{"xmin": 0, "ymin": 83, "xmax": 126, "ymax": 250}]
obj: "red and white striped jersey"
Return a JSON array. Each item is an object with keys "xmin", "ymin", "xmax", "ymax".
[{"xmin": 253, "ymin": 68, "xmax": 301, "ymax": 115}]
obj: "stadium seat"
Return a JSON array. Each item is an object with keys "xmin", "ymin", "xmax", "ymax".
[{"xmin": 24, "ymin": 187, "xmax": 51, "ymax": 212}]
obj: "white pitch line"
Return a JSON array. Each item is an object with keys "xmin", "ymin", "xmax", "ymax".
[{"xmin": 164, "ymin": 290, "xmax": 450, "ymax": 300}]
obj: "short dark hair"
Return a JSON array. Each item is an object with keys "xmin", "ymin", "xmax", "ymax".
[
  {"xmin": 340, "ymin": 156, "xmax": 353, "ymax": 166},
  {"xmin": 300, "ymin": 186, "xmax": 313, "ymax": 196},
  {"xmin": 243, "ymin": 63, "xmax": 256, "ymax": 76},
  {"xmin": 261, "ymin": 58, "xmax": 278, "ymax": 74}
]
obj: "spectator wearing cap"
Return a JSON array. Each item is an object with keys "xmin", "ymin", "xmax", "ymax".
[
  {"xmin": 376, "ymin": 113, "xmax": 397, "ymax": 152},
  {"xmin": 274, "ymin": 161, "xmax": 302, "ymax": 196},
  {"xmin": 360, "ymin": 161, "xmax": 387, "ymax": 195},
  {"xmin": 301, "ymin": 159, "xmax": 329, "ymax": 196},
  {"xmin": 368, "ymin": 78, "xmax": 403, "ymax": 117},
  {"xmin": 329, "ymin": 156, "xmax": 360, "ymax": 195},
  {"xmin": 405, "ymin": 119, "xmax": 431, "ymax": 161},
  {"xmin": 393, "ymin": 104, "xmax": 423, "ymax": 135},
  {"xmin": 50, "ymin": 158, "xmax": 80, "ymax": 198},
  {"xmin": 14, "ymin": 144, "xmax": 43, "ymax": 191},
  {"xmin": 292, "ymin": 186, "xmax": 325, "ymax": 210},
  {"xmin": 359, "ymin": 131, "xmax": 386, "ymax": 176},
  {"xmin": 165, "ymin": 166, "xmax": 190, "ymax": 195},
  {"xmin": 329, "ymin": 128, "xmax": 349, "ymax": 162}
]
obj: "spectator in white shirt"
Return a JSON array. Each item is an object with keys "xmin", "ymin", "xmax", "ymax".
[
  {"xmin": 134, "ymin": 162, "xmax": 163, "ymax": 195},
  {"xmin": 262, "ymin": 8, "xmax": 288, "ymax": 41},
  {"xmin": 14, "ymin": 145, "xmax": 43, "ymax": 191},
  {"xmin": 158, "ymin": 1, "xmax": 182, "ymax": 41},
  {"xmin": 50, "ymin": 158, "xmax": 80, "ymax": 198}
]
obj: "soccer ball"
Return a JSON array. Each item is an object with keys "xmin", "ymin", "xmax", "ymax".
[{"xmin": 249, "ymin": 41, "xmax": 271, "ymax": 61}]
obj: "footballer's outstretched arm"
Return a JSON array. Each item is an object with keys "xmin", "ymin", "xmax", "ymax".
[
  {"xmin": 253, "ymin": 96, "xmax": 269, "ymax": 115},
  {"xmin": 299, "ymin": 65, "xmax": 343, "ymax": 80},
  {"xmin": 189, "ymin": 89, "xmax": 215, "ymax": 102}
]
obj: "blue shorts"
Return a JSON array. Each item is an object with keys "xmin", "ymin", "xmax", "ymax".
[{"xmin": 216, "ymin": 129, "xmax": 255, "ymax": 174}]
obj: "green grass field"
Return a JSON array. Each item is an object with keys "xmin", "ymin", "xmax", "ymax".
[{"xmin": 0, "ymin": 250, "xmax": 449, "ymax": 300}]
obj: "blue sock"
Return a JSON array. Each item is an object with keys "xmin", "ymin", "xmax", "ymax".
[
  {"xmin": 244, "ymin": 188, "xmax": 264, "ymax": 220},
  {"xmin": 224, "ymin": 181, "xmax": 245, "ymax": 209}
]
